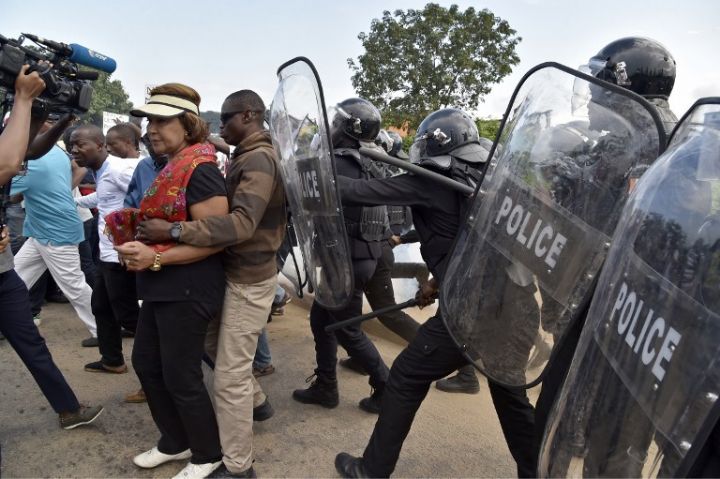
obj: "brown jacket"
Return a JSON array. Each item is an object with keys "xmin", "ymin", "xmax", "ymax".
[{"xmin": 180, "ymin": 130, "xmax": 286, "ymax": 284}]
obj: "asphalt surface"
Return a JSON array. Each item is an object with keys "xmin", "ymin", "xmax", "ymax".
[{"xmin": 0, "ymin": 296, "xmax": 540, "ymax": 478}]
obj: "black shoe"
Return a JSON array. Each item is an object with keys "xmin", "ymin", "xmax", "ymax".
[
  {"xmin": 207, "ymin": 464, "xmax": 257, "ymax": 478},
  {"xmin": 84, "ymin": 360, "xmax": 128, "ymax": 374},
  {"xmin": 46, "ymin": 293, "xmax": 69, "ymax": 304},
  {"xmin": 121, "ymin": 328, "xmax": 135, "ymax": 338},
  {"xmin": 81, "ymin": 337, "xmax": 99, "ymax": 348},
  {"xmin": 435, "ymin": 365, "xmax": 480, "ymax": 394},
  {"xmin": 292, "ymin": 373, "xmax": 339, "ymax": 408},
  {"xmin": 335, "ymin": 453, "xmax": 369, "ymax": 479},
  {"xmin": 253, "ymin": 398, "xmax": 274, "ymax": 422},
  {"xmin": 358, "ymin": 385, "xmax": 384, "ymax": 414},
  {"xmin": 339, "ymin": 357, "xmax": 369, "ymax": 376}
]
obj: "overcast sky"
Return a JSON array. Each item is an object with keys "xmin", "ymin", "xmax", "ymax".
[{"xmin": 4, "ymin": 0, "xmax": 719, "ymax": 120}]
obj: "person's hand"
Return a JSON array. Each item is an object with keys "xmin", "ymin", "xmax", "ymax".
[
  {"xmin": 0, "ymin": 226, "xmax": 10, "ymax": 255},
  {"xmin": 115, "ymin": 241, "xmax": 156, "ymax": 271},
  {"xmin": 389, "ymin": 235, "xmax": 402, "ymax": 247},
  {"xmin": 58, "ymin": 113, "xmax": 78, "ymax": 126},
  {"xmin": 14, "ymin": 65, "xmax": 46, "ymax": 101},
  {"xmin": 415, "ymin": 277, "xmax": 439, "ymax": 309},
  {"xmin": 136, "ymin": 218, "xmax": 173, "ymax": 243},
  {"xmin": 207, "ymin": 135, "xmax": 231, "ymax": 155}
]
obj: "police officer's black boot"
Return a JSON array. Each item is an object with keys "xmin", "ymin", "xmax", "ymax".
[
  {"xmin": 335, "ymin": 453, "xmax": 370, "ymax": 478},
  {"xmin": 435, "ymin": 364, "xmax": 480, "ymax": 394},
  {"xmin": 358, "ymin": 381, "xmax": 384, "ymax": 414},
  {"xmin": 292, "ymin": 371, "xmax": 339, "ymax": 408}
]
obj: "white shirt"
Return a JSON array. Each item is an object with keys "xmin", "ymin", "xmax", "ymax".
[
  {"xmin": 76, "ymin": 155, "xmax": 140, "ymax": 263},
  {"xmin": 72, "ymin": 187, "xmax": 93, "ymax": 223}
]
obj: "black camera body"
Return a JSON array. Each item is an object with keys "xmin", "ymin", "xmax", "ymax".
[{"xmin": 0, "ymin": 33, "xmax": 96, "ymax": 115}]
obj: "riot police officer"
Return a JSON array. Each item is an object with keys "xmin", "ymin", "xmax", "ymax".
[
  {"xmin": 539, "ymin": 98, "xmax": 720, "ymax": 478},
  {"xmin": 534, "ymin": 35, "xmax": 679, "ymax": 457},
  {"xmin": 292, "ymin": 98, "xmax": 390, "ymax": 413},
  {"xmin": 334, "ymin": 108, "xmax": 537, "ymax": 478},
  {"xmin": 339, "ymin": 129, "xmax": 421, "ymax": 375}
]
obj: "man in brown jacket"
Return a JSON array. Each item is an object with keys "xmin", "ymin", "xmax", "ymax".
[{"xmin": 138, "ymin": 90, "xmax": 285, "ymax": 479}]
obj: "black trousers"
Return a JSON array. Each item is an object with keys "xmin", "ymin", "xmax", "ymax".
[
  {"xmin": 0, "ymin": 269, "xmax": 79, "ymax": 413},
  {"xmin": 92, "ymin": 261, "xmax": 139, "ymax": 367},
  {"xmin": 310, "ymin": 257, "xmax": 389, "ymax": 388},
  {"xmin": 364, "ymin": 243, "xmax": 420, "ymax": 343},
  {"xmin": 132, "ymin": 300, "xmax": 222, "ymax": 464},
  {"xmin": 362, "ymin": 315, "xmax": 537, "ymax": 478}
]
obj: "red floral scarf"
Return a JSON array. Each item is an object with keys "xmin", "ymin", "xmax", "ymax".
[{"xmin": 104, "ymin": 142, "xmax": 217, "ymax": 252}]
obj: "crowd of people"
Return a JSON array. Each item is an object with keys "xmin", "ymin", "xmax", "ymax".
[{"xmin": 0, "ymin": 34, "xmax": 717, "ymax": 479}]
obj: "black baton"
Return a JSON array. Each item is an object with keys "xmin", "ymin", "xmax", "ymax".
[
  {"xmin": 325, "ymin": 298, "xmax": 419, "ymax": 333},
  {"xmin": 358, "ymin": 147, "xmax": 475, "ymax": 196}
]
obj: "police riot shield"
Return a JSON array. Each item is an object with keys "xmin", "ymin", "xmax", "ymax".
[
  {"xmin": 441, "ymin": 63, "xmax": 665, "ymax": 387},
  {"xmin": 539, "ymin": 98, "xmax": 720, "ymax": 478},
  {"xmin": 269, "ymin": 57, "xmax": 353, "ymax": 309}
]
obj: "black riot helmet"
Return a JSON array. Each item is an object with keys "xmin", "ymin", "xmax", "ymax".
[
  {"xmin": 376, "ymin": 129, "xmax": 409, "ymax": 159},
  {"xmin": 329, "ymin": 98, "xmax": 382, "ymax": 147},
  {"xmin": 586, "ymin": 37, "xmax": 676, "ymax": 99},
  {"xmin": 409, "ymin": 108, "xmax": 488, "ymax": 170}
]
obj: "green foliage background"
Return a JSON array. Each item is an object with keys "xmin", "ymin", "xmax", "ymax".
[
  {"xmin": 349, "ymin": 3, "xmax": 520, "ymax": 128},
  {"xmin": 80, "ymin": 71, "xmax": 133, "ymax": 126}
]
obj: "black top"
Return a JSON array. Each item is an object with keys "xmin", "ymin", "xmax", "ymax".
[
  {"xmin": 335, "ymin": 152, "xmax": 383, "ymax": 260},
  {"xmin": 337, "ymin": 171, "xmax": 462, "ymax": 281},
  {"xmin": 137, "ymin": 162, "xmax": 227, "ymax": 303}
]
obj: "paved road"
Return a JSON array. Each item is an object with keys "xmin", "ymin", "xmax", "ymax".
[{"xmin": 0, "ymin": 299, "xmax": 540, "ymax": 477}]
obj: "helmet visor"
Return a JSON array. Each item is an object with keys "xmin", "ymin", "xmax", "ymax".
[
  {"xmin": 409, "ymin": 138, "xmax": 452, "ymax": 169},
  {"xmin": 376, "ymin": 129, "xmax": 394, "ymax": 153},
  {"xmin": 409, "ymin": 137, "xmax": 429, "ymax": 164}
]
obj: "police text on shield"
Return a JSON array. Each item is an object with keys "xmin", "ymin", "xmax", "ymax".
[
  {"xmin": 610, "ymin": 281, "xmax": 682, "ymax": 382},
  {"xmin": 494, "ymin": 195, "xmax": 567, "ymax": 270}
]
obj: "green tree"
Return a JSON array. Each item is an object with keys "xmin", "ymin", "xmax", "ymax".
[
  {"xmin": 476, "ymin": 118, "xmax": 501, "ymax": 141},
  {"xmin": 81, "ymin": 72, "xmax": 133, "ymax": 126},
  {"xmin": 348, "ymin": 3, "xmax": 521, "ymax": 128}
]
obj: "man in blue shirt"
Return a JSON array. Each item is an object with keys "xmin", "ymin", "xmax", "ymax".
[
  {"xmin": 12, "ymin": 144, "xmax": 97, "ymax": 346},
  {"xmin": 124, "ymin": 134, "xmax": 167, "ymax": 208}
]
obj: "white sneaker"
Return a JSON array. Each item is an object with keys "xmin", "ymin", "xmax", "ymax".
[
  {"xmin": 133, "ymin": 447, "xmax": 191, "ymax": 468},
  {"xmin": 172, "ymin": 460, "xmax": 222, "ymax": 479}
]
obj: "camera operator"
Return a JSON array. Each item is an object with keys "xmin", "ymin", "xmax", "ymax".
[
  {"xmin": 0, "ymin": 66, "xmax": 44, "ymax": 182},
  {"xmin": 0, "ymin": 65, "xmax": 104, "ymax": 431}
]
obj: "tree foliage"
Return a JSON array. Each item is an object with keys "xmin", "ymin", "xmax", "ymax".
[
  {"xmin": 81, "ymin": 72, "xmax": 133, "ymax": 126},
  {"xmin": 476, "ymin": 118, "xmax": 501, "ymax": 141},
  {"xmin": 348, "ymin": 3, "xmax": 521, "ymax": 128}
]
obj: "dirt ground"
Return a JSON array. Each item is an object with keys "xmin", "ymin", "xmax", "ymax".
[{"xmin": 0, "ymin": 296, "xmax": 540, "ymax": 478}]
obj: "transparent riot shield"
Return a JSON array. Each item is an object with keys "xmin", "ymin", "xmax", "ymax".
[
  {"xmin": 269, "ymin": 57, "xmax": 353, "ymax": 309},
  {"xmin": 539, "ymin": 98, "xmax": 720, "ymax": 478},
  {"xmin": 441, "ymin": 63, "xmax": 665, "ymax": 387}
]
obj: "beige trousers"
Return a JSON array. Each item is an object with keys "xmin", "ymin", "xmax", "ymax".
[{"xmin": 205, "ymin": 275, "xmax": 277, "ymax": 473}]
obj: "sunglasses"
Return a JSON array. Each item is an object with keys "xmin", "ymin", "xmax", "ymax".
[{"xmin": 220, "ymin": 110, "xmax": 263, "ymax": 125}]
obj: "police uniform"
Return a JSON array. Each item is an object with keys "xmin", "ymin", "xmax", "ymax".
[
  {"xmin": 533, "ymin": 37, "xmax": 679, "ymax": 471},
  {"xmin": 359, "ymin": 161, "xmax": 421, "ymax": 344},
  {"xmin": 337, "ymin": 170, "xmax": 537, "ymax": 477},
  {"xmin": 308, "ymin": 148, "xmax": 390, "ymax": 392}
]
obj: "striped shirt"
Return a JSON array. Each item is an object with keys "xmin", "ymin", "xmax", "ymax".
[{"xmin": 179, "ymin": 130, "xmax": 286, "ymax": 284}]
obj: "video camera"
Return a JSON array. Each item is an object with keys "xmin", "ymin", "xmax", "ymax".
[{"xmin": 0, "ymin": 32, "xmax": 117, "ymax": 115}]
